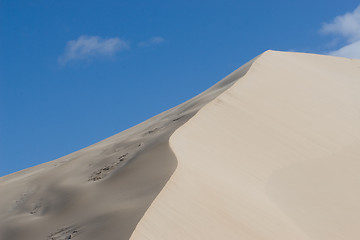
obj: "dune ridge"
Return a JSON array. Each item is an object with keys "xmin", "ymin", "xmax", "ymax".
[{"xmin": 0, "ymin": 53, "xmax": 256, "ymax": 239}]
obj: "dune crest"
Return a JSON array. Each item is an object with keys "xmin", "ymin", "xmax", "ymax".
[{"xmin": 0, "ymin": 52, "xmax": 255, "ymax": 239}]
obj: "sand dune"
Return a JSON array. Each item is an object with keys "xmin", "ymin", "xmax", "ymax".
[{"xmin": 1, "ymin": 50, "xmax": 360, "ymax": 239}]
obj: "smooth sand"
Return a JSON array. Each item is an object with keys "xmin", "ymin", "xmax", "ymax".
[
  {"xmin": 1, "ymin": 51, "xmax": 360, "ymax": 239},
  {"xmin": 131, "ymin": 51, "xmax": 360, "ymax": 240}
]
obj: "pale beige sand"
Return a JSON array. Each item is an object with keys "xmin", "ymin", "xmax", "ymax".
[
  {"xmin": 131, "ymin": 51, "xmax": 360, "ymax": 240},
  {"xmin": 1, "ymin": 50, "xmax": 360, "ymax": 240}
]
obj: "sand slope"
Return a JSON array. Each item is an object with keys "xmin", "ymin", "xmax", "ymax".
[
  {"xmin": 1, "ymin": 51, "xmax": 360, "ymax": 239},
  {"xmin": 131, "ymin": 51, "xmax": 360, "ymax": 240}
]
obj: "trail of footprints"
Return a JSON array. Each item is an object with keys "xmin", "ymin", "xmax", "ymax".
[
  {"xmin": 88, "ymin": 115, "xmax": 186, "ymax": 182},
  {"xmin": 47, "ymin": 225, "xmax": 80, "ymax": 240},
  {"xmin": 88, "ymin": 153, "xmax": 129, "ymax": 182}
]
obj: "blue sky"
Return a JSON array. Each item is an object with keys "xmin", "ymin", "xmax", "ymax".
[{"xmin": 1, "ymin": 0, "xmax": 360, "ymax": 176}]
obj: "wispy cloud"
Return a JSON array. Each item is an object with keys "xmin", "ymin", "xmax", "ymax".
[
  {"xmin": 138, "ymin": 37, "xmax": 165, "ymax": 47},
  {"xmin": 320, "ymin": 5, "xmax": 360, "ymax": 58},
  {"xmin": 327, "ymin": 41, "xmax": 360, "ymax": 58},
  {"xmin": 59, "ymin": 35, "xmax": 129, "ymax": 65}
]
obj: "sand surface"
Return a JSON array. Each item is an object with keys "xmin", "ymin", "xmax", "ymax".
[{"xmin": 1, "ymin": 51, "xmax": 360, "ymax": 239}]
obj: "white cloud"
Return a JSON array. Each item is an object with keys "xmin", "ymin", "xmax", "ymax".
[
  {"xmin": 321, "ymin": 6, "xmax": 360, "ymax": 42},
  {"xmin": 59, "ymin": 35, "xmax": 129, "ymax": 65},
  {"xmin": 320, "ymin": 5, "xmax": 360, "ymax": 58},
  {"xmin": 138, "ymin": 37, "xmax": 165, "ymax": 47},
  {"xmin": 328, "ymin": 41, "xmax": 360, "ymax": 58}
]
